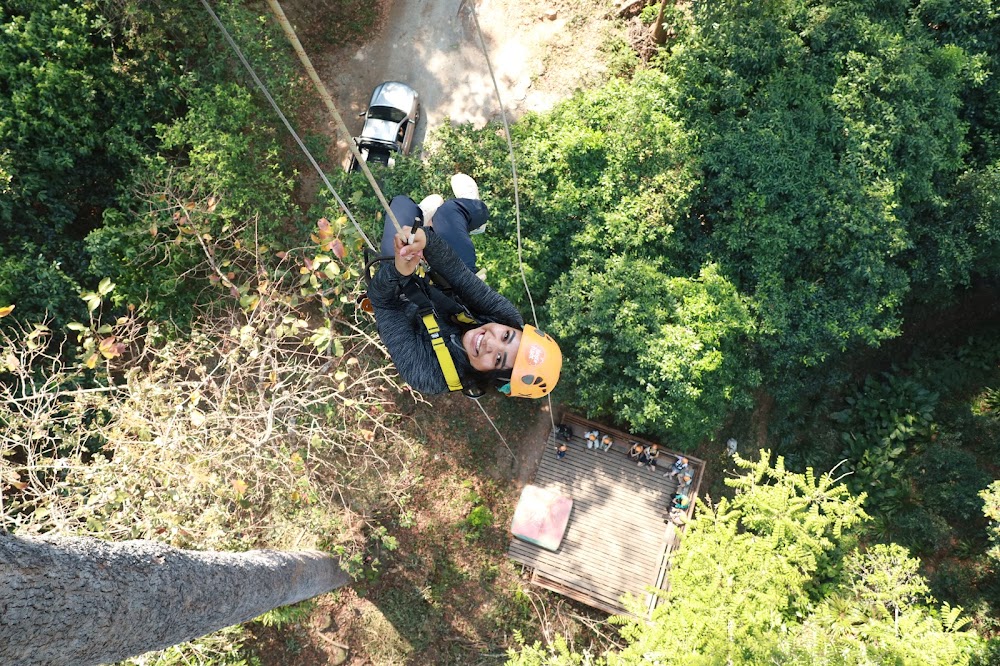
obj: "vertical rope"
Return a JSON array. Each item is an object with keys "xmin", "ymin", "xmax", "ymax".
[
  {"xmin": 464, "ymin": 0, "xmax": 557, "ymax": 428},
  {"xmin": 473, "ymin": 397, "xmax": 517, "ymax": 467},
  {"xmin": 463, "ymin": 0, "xmax": 538, "ymax": 328}
]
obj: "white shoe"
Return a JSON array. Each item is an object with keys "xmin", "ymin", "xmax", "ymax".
[
  {"xmin": 475, "ymin": 268, "xmax": 488, "ymax": 282},
  {"xmin": 451, "ymin": 173, "xmax": 480, "ymax": 200},
  {"xmin": 469, "ymin": 221, "xmax": 488, "ymax": 236},
  {"xmin": 418, "ymin": 194, "xmax": 443, "ymax": 226}
]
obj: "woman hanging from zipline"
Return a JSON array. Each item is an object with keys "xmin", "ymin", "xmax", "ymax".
[{"xmin": 367, "ymin": 173, "xmax": 562, "ymax": 399}]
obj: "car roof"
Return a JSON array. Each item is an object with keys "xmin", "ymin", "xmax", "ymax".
[{"xmin": 370, "ymin": 81, "xmax": 418, "ymax": 111}]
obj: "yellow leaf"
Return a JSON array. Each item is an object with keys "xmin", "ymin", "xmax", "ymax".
[
  {"xmin": 316, "ymin": 218, "xmax": 334, "ymax": 242},
  {"xmin": 231, "ymin": 479, "xmax": 248, "ymax": 497},
  {"xmin": 84, "ymin": 353, "xmax": 99, "ymax": 369},
  {"xmin": 0, "ymin": 304, "xmax": 15, "ymax": 318}
]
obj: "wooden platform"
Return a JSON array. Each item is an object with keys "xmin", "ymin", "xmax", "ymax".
[{"xmin": 507, "ymin": 413, "xmax": 704, "ymax": 617}]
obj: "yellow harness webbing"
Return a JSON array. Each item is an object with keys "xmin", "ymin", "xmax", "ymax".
[{"xmin": 421, "ymin": 313, "xmax": 464, "ymax": 392}]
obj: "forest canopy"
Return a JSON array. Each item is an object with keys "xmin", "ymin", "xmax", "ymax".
[{"xmin": 2, "ymin": 0, "xmax": 1000, "ymax": 663}]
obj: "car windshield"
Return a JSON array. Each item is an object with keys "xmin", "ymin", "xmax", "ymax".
[{"xmin": 367, "ymin": 105, "xmax": 407, "ymax": 123}]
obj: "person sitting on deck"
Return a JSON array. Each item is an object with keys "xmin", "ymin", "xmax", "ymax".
[
  {"xmin": 627, "ymin": 441, "xmax": 645, "ymax": 461},
  {"xmin": 672, "ymin": 492, "xmax": 691, "ymax": 511},
  {"xmin": 555, "ymin": 424, "xmax": 573, "ymax": 443},
  {"xmin": 639, "ymin": 443, "xmax": 661, "ymax": 469},
  {"xmin": 367, "ymin": 174, "xmax": 562, "ymax": 398},
  {"xmin": 664, "ymin": 455, "xmax": 690, "ymax": 479},
  {"xmin": 665, "ymin": 506, "xmax": 688, "ymax": 526},
  {"xmin": 677, "ymin": 473, "xmax": 693, "ymax": 495},
  {"xmin": 584, "ymin": 430, "xmax": 599, "ymax": 450},
  {"xmin": 600, "ymin": 433, "xmax": 614, "ymax": 452},
  {"xmin": 556, "ymin": 443, "xmax": 568, "ymax": 460}
]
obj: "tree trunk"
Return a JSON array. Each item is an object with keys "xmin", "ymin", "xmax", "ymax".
[
  {"xmin": 651, "ymin": 0, "xmax": 671, "ymax": 45},
  {"xmin": 0, "ymin": 534, "xmax": 352, "ymax": 666}
]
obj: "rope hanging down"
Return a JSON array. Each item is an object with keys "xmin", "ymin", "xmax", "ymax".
[
  {"xmin": 463, "ymin": 0, "xmax": 556, "ymax": 429},
  {"xmin": 462, "ymin": 0, "xmax": 538, "ymax": 329},
  {"xmin": 199, "ymin": 0, "xmax": 382, "ymax": 252}
]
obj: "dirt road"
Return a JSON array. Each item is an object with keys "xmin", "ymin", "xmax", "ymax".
[{"xmin": 317, "ymin": 0, "xmax": 616, "ymax": 167}]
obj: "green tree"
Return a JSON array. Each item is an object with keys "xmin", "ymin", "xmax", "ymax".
[
  {"xmin": 548, "ymin": 259, "xmax": 758, "ymax": 445},
  {"xmin": 0, "ymin": 0, "xmax": 314, "ymax": 328},
  {"xmin": 663, "ymin": 0, "xmax": 982, "ymax": 370},
  {"xmin": 0, "ymin": 0, "xmax": 185, "ymax": 327},
  {"xmin": 795, "ymin": 545, "xmax": 975, "ymax": 665},
  {"xmin": 980, "ymin": 480, "xmax": 1000, "ymax": 562},
  {"xmin": 608, "ymin": 452, "xmax": 869, "ymax": 664}
]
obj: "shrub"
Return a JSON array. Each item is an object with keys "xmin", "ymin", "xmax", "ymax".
[
  {"xmin": 830, "ymin": 372, "xmax": 939, "ymax": 513},
  {"xmin": 549, "ymin": 259, "xmax": 759, "ymax": 446},
  {"xmin": 912, "ymin": 441, "xmax": 992, "ymax": 529}
]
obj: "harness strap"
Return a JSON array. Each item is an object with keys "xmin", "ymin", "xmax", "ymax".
[
  {"xmin": 421, "ymin": 312, "xmax": 464, "ymax": 392},
  {"xmin": 364, "ymin": 255, "xmax": 481, "ymax": 394}
]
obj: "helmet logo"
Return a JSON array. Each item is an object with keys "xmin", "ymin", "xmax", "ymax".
[{"xmin": 527, "ymin": 343, "xmax": 545, "ymax": 365}]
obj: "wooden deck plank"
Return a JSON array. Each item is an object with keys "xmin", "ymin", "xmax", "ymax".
[
  {"xmin": 508, "ymin": 550, "xmax": 661, "ymax": 593},
  {"xmin": 509, "ymin": 548, "xmax": 655, "ymax": 599}
]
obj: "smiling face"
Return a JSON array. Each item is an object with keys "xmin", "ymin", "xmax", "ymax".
[{"xmin": 462, "ymin": 323, "xmax": 520, "ymax": 373}]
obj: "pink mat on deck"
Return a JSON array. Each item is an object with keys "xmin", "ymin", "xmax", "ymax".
[{"xmin": 510, "ymin": 484, "xmax": 573, "ymax": 552}]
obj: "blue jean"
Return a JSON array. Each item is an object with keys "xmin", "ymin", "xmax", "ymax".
[{"xmin": 381, "ymin": 195, "xmax": 489, "ymax": 272}]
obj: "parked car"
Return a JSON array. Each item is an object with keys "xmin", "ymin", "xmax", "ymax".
[{"xmin": 348, "ymin": 81, "xmax": 420, "ymax": 172}]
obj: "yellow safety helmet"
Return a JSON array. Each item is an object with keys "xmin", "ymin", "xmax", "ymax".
[{"xmin": 507, "ymin": 325, "xmax": 562, "ymax": 399}]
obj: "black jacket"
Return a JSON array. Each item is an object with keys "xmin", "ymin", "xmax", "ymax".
[{"xmin": 367, "ymin": 231, "xmax": 523, "ymax": 394}]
